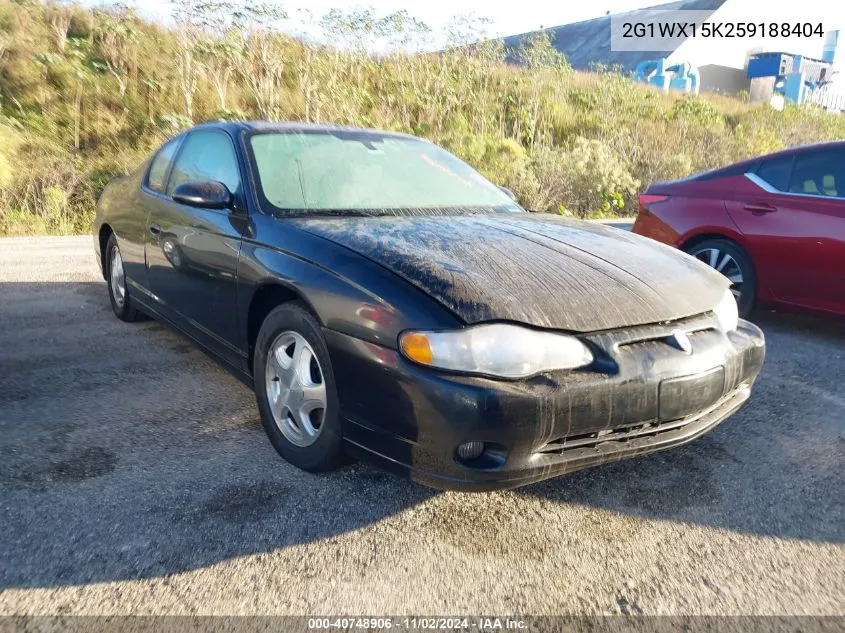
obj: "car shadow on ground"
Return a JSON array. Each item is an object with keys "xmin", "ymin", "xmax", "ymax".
[
  {"xmin": 0, "ymin": 283, "xmax": 842, "ymax": 590},
  {"xmin": 0, "ymin": 281, "xmax": 438, "ymax": 590}
]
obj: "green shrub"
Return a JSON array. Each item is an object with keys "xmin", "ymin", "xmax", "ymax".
[
  {"xmin": 1, "ymin": 208, "xmax": 48, "ymax": 235},
  {"xmin": 531, "ymin": 138, "xmax": 640, "ymax": 217},
  {"xmin": 671, "ymin": 95, "xmax": 725, "ymax": 127}
]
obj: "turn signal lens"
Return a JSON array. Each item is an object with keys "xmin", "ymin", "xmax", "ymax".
[
  {"xmin": 400, "ymin": 332, "xmax": 433, "ymax": 365},
  {"xmin": 398, "ymin": 324, "xmax": 593, "ymax": 378}
]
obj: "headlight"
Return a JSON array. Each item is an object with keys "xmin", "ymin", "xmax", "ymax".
[
  {"xmin": 399, "ymin": 323, "xmax": 593, "ymax": 378},
  {"xmin": 714, "ymin": 289, "xmax": 739, "ymax": 332}
]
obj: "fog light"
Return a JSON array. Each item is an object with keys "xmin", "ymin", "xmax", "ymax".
[{"xmin": 457, "ymin": 441, "xmax": 485, "ymax": 461}]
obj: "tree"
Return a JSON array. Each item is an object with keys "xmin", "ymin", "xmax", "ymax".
[
  {"xmin": 172, "ymin": 0, "xmax": 204, "ymax": 121},
  {"xmin": 189, "ymin": 1, "xmax": 245, "ymax": 113},
  {"xmin": 376, "ymin": 10, "xmax": 431, "ymax": 53},
  {"xmin": 229, "ymin": 3, "xmax": 288, "ymax": 119},
  {"xmin": 197, "ymin": 36, "xmax": 240, "ymax": 112},
  {"xmin": 45, "ymin": 1, "xmax": 72, "ymax": 53},
  {"xmin": 66, "ymin": 37, "xmax": 94, "ymax": 151},
  {"xmin": 514, "ymin": 29, "xmax": 569, "ymax": 71},
  {"xmin": 93, "ymin": 5, "xmax": 139, "ymax": 96},
  {"xmin": 513, "ymin": 30, "xmax": 570, "ymax": 146}
]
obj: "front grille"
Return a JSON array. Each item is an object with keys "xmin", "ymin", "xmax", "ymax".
[
  {"xmin": 616, "ymin": 328, "xmax": 711, "ymax": 352},
  {"xmin": 536, "ymin": 417, "xmax": 694, "ymax": 455},
  {"xmin": 578, "ymin": 312, "xmax": 725, "ymax": 378},
  {"xmin": 583, "ymin": 312, "xmax": 718, "ymax": 351}
]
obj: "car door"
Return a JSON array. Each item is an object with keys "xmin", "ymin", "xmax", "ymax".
[
  {"xmin": 144, "ymin": 128, "xmax": 248, "ymax": 365},
  {"xmin": 727, "ymin": 148, "xmax": 845, "ymax": 313},
  {"xmin": 777, "ymin": 148, "xmax": 845, "ymax": 313},
  {"xmin": 118, "ymin": 136, "xmax": 182, "ymax": 298}
]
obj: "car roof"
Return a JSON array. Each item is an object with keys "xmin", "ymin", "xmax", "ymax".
[
  {"xmin": 685, "ymin": 138, "xmax": 845, "ymax": 182},
  {"xmin": 186, "ymin": 120, "xmax": 421, "ymax": 141},
  {"xmin": 753, "ymin": 139, "xmax": 845, "ymax": 162}
]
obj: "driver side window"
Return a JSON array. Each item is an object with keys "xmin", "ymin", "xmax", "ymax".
[{"xmin": 166, "ymin": 131, "xmax": 241, "ymax": 197}]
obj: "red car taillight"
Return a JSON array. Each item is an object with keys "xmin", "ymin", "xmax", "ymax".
[{"xmin": 638, "ymin": 194, "xmax": 669, "ymax": 216}]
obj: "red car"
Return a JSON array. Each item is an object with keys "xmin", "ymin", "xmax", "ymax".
[{"xmin": 633, "ymin": 140, "xmax": 845, "ymax": 318}]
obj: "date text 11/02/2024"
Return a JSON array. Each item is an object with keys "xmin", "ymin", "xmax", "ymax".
[
  {"xmin": 622, "ymin": 22, "xmax": 824, "ymax": 39},
  {"xmin": 307, "ymin": 617, "xmax": 528, "ymax": 630}
]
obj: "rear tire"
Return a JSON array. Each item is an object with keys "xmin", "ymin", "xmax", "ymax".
[
  {"xmin": 685, "ymin": 238, "xmax": 756, "ymax": 318},
  {"xmin": 253, "ymin": 302, "xmax": 346, "ymax": 472},
  {"xmin": 105, "ymin": 234, "xmax": 142, "ymax": 322}
]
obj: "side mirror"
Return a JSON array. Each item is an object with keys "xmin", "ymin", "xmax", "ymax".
[
  {"xmin": 498, "ymin": 185, "xmax": 517, "ymax": 201},
  {"xmin": 171, "ymin": 181, "xmax": 232, "ymax": 210}
]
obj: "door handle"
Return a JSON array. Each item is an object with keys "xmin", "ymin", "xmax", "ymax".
[
  {"xmin": 149, "ymin": 224, "xmax": 162, "ymax": 236},
  {"xmin": 743, "ymin": 203, "xmax": 777, "ymax": 214}
]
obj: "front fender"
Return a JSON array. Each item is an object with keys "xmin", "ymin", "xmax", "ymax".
[{"xmin": 237, "ymin": 216, "xmax": 462, "ymax": 353}]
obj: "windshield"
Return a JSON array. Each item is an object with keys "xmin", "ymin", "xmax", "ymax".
[{"xmin": 248, "ymin": 130, "xmax": 521, "ymax": 214}]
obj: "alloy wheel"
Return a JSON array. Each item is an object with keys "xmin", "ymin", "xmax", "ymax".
[
  {"xmin": 691, "ymin": 246, "xmax": 744, "ymax": 302},
  {"xmin": 265, "ymin": 331, "xmax": 327, "ymax": 447},
  {"xmin": 110, "ymin": 246, "xmax": 126, "ymax": 308}
]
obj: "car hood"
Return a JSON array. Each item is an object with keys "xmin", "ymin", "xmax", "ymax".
[{"xmin": 295, "ymin": 212, "xmax": 729, "ymax": 332}]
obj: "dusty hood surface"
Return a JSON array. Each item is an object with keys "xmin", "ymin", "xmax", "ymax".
[{"xmin": 296, "ymin": 212, "xmax": 729, "ymax": 332}]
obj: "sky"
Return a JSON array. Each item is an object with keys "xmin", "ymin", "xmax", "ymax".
[{"xmin": 84, "ymin": 0, "xmax": 649, "ymax": 39}]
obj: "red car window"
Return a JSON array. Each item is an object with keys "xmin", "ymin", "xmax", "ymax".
[
  {"xmin": 755, "ymin": 155, "xmax": 794, "ymax": 192},
  {"xmin": 788, "ymin": 149, "xmax": 845, "ymax": 198}
]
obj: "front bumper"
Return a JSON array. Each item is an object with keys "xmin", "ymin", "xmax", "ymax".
[{"xmin": 326, "ymin": 315, "xmax": 765, "ymax": 491}]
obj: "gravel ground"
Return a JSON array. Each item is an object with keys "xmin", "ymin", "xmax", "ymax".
[{"xmin": 0, "ymin": 235, "xmax": 843, "ymax": 616}]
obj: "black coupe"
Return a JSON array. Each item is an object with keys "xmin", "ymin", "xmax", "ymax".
[{"xmin": 93, "ymin": 122, "xmax": 765, "ymax": 491}]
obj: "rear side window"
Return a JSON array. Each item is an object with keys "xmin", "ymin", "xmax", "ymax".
[
  {"xmin": 166, "ymin": 131, "xmax": 241, "ymax": 196},
  {"xmin": 788, "ymin": 149, "xmax": 845, "ymax": 197},
  {"xmin": 146, "ymin": 138, "xmax": 181, "ymax": 193},
  {"xmin": 755, "ymin": 156, "xmax": 794, "ymax": 191}
]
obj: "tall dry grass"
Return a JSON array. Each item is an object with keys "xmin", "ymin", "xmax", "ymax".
[{"xmin": 2, "ymin": 1, "xmax": 844, "ymax": 234}]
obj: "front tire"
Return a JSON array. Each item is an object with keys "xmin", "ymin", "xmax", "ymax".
[
  {"xmin": 253, "ymin": 302, "xmax": 346, "ymax": 472},
  {"xmin": 686, "ymin": 238, "xmax": 756, "ymax": 317},
  {"xmin": 105, "ymin": 234, "xmax": 141, "ymax": 322}
]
